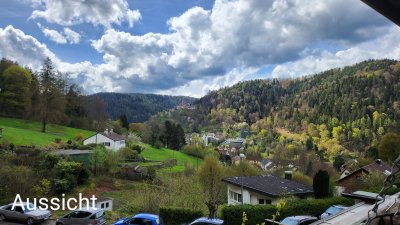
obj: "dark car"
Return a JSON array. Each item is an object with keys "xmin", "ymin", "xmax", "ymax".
[
  {"xmin": 280, "ymin": 216, "xmax": 318, "ymax": 225},
  {"xmin": 0, "ymin": 202, "xmax": 52, "ymax": 225},
  {"xmin": 56, "ymin": 209, "xmax": 106, "ymax": 225},
  {"xmin": 189, "ymin": 217, "xmax": 224, "ymax": 225},
  {"xmin": 113, "ymin": 213, "xmax": 162, "ymax": 225}
]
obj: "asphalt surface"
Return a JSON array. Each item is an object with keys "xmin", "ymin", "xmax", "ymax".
[{"xmin": 0, "ymin": 220, "xmax": 55, "ymax": 225}]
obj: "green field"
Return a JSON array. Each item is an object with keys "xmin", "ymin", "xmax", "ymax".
[
  {"xmin": 140, "ymin": 143, "xmax": 203, "ymax": 172},
  {"xmin": 0, "ymin": 117, "xmax": 95, "ymax": 146}
]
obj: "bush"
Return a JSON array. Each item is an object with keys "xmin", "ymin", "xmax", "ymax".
[
  {"xmin": 159, "ymin": 207, "xmax": 203, "ymax": 225},
  {"xmin": 221, "ymin": 197, "xmax": 354, "ymax": 225}
]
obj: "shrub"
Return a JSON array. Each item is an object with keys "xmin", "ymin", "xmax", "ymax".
[
  {"xmin": 221, "ymin": 197, "xmax": 354, "ymax": 225},
  {"xmin": 159, "ymin": 207, "xmax": 203, "ymax": 225}
]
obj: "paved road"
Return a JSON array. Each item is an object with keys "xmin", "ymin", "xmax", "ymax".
[{"xmin": 0, "ymin": 220, "xmax": 55, "ymax": 225}]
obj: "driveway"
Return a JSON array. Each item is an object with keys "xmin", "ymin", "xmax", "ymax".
[{"xmin": 0, "ymin": 220, "xmax": 55, "ymax": 225}]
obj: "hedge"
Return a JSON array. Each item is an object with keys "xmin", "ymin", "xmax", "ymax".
[
  {"xmin": 221, "ymin": 197, "xmax": 354, "ymax": 225},
  {"xmin": 159, "ymin": 207, "xmax": 204, "ymax": 225}
]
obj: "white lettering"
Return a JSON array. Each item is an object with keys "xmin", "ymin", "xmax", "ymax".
[
  {"xmin": 50, "ymin": 198, "xmax": 60, "ymax": 211},
  {"xmin": 38, "ymin": 198, "xmax": 48, "ymax": 210},
  {"xmin": 12, "ymin": 194, "xmax": 24, "ymax": 211}
]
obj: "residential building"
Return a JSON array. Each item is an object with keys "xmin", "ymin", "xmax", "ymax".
[
  {"xmin": 83, "ymin": 129, "xmax": 126, "ymax": 151},
  {"xmin": 336, "ymin": 159, "xmax": 392, "ymax": 193},
  {"xmin": 222, "ymin": 173, "xmax": 314, "ymax": 205}
]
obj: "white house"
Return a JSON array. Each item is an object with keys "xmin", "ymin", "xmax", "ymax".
[
  {"xmin": 83, "ymin": 129, "xmax": 126, "ymax": 151},
  {"xmin": 222, "ymin": 174, "xmax": 314, "ymax": 205},
  {"xmin": 82, "ymin": 197, "xmax": 113, "ymax": 211}
]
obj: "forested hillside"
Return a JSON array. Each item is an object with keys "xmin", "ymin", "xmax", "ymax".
[
  {"xmin": 160, "ymin": 59, "xmax": 400, "ymax": 154},
  {"xmin": 90, "ymin": 92, "xmax": 196, "ymax": 122}
]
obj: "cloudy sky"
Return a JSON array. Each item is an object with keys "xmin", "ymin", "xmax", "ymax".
[{"xmin": 0, "ymin": 0, "xmax": 399, "ymax": 97}]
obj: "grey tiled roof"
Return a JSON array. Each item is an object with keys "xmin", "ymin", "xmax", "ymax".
[
  {"xmin": 223, "ymin": 174, "xmax": 313, "ymax": 197},
  {"xmin": 100, "ymin": 132, "xmax": 125, "ymax": 141}
]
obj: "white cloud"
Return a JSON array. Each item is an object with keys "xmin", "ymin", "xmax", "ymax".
[
  {"xmin": 30, "ymin": 0, "xmax": 141, "ymax": 28},
  {"xmin": 158, "ymin": 67, "xmax": 258, "ymax": 98},
  {"xmin": 2, "ymin": 0, "xmax": 399, "ymax": 97},
  {"xmin": 37, "ymin": 23, "xmax": 81, "ymax": 44},
  {"xmin": 269, "ymin": 26, "xmax": 400, "ymax": 79},
  {"xmin": 86, "ymin": 0, "xmax": 390, "ymax": 94},
  {"xmin": 63, "ymin": 28, "xmax": 80, "ymax": 44},
  {"xmin": 0, "ymin": 25, "xmax": 57, "ymax": 69},
  {"xmin": 37, "ymin": 23, "xmax": 67, "ymax": 44}
]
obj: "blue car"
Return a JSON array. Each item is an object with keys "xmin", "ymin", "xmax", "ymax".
[
  {"xmin": 280, "ymin": 216, "xmax": 318, "ymax": 225},
  {"xmin": 320, "ymin": 205, "xmax": 348, "ymax": 219},
  {"xmin": 114, "ymin": 213, "xmax": 162, "ymax": 225},
  {"xmin": 189, "ymin": 217, "xmax": 224, "ymax": 225}
]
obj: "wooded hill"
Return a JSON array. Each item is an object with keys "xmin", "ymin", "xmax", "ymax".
[
  {"xmin": 90, "ymin": 92, "xmax": 196, "ymax": 123},
  {"xmin": 162, "ymin": 59, "xmax": 400, "ymax": 153}
]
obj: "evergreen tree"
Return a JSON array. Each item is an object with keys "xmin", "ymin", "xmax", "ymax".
[
  {"xmin": 37, "ymin": 58, "xmax": 66, "ymax": 132},
  {"xmin": 379, "ymin": 133, "xmax": 400, "ymax": 163},
  {"xmin": 313, "ymin": 170, "xmax": 330, "ymax": 198},
  {"xmin": 119, "ymin": 114, "xmax": 129, "ymax": 130}
]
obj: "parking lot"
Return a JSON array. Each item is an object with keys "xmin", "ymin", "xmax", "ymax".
[{"xmin": 0, "ymin": 220, "xmax": 55, "ymax": 225}]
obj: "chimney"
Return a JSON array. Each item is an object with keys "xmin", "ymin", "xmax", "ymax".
[
  {"xmin": 110, "ymin": 128, "xmax": 113, "ymax": 133},
  {"xmin": 105, "ymin": 128, "xmax": 109, "ymax": 134},
  {"xmin": 284, "ymin": 171, "xmax": 293, "ymax": 180}
]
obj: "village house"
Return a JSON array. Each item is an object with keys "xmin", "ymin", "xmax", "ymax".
[
  {"xmin": 336, "ymin": 159, "xmax": 392, "ymax": 193},
  {"xmin": 83, "ymin": 129, "xmax": 126, "ymax": 151},
  {"xmin": 222, "ymin": 173, "xmax": 314, "ymax": 205}
]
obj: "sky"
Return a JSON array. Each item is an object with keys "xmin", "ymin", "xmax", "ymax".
[{"xmin": 0, "ymin": 0, "xmax": 399, "ymax": 98}]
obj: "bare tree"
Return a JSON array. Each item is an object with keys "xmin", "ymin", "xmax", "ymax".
[{"xmin": 197, "ymin": 156, "xmax": 225, "ymax": 218}]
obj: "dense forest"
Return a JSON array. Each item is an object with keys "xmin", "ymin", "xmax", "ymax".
[
  {"xmin": 155, "ymin": 59, "xmax": 400, "ymax": 155},
  {"xmin": 90, "ymin": 92, "xmax": 195, "ymax": 122}
]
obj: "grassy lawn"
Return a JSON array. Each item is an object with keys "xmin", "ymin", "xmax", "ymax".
[
  {"xmin": 0, "ymin": 117, "xmax": 95, "ymax": 146},
  {"xmin": 140, "ymin": 143, "xmax": 203, "ymax": 172}
]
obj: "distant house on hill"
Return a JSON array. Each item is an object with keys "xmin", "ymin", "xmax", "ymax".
[
  {"xmin": 83, "ymin": 129, "xmax": 126, "ymax": 151},
  {"xmin": 337, "ymin": 159, "xmax": 392, "ymax": 193},
  {"xmin": 222, "ymin": 173, "xmax": 314, "ymax": 205}
]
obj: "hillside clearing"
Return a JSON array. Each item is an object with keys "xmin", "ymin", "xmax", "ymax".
[
  {"xmin": 0, "ymin": 117, "xmax": 95, "ymax": 146},
  {"xmin": 139, "ymin": 143, "xmax": 203, "ymax": 172}
]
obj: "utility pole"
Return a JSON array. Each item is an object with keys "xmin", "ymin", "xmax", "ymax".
[{"xmin": 240, "ymin": 153, "xmax": 245, "ymax": 205}]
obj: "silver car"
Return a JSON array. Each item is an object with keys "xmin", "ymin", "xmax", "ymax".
[
  {"xmin": 0, "ymin": 202, "xmax": 52, "ymax": 225},
  {"xmin": 56, "ymin": 209, "xmax": 106, "ymax": 225}
]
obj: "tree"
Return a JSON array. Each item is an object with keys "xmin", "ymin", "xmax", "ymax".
[
  {"xmin": 379, "ymin": 133, "xmax": 400, "ymax": 163},
  {"xmin": 197, "ymin": 156, "xmax": 224, "ymax": 218},
  {"xmin": 65, "ymin": 84, "xmax": 87, "ymax": 128},
  {"xmin": 87, "ymin": 96, "xmax": 108, "ymax": 139},
  {"xmin": 37, "ymin": 58, "xmax": 66, "ymax": 132},
  {"xmin": 119, "ymin": 115, "xmax": 129, "ymax": 130},
  {"xmin": 333, "ymin": 155, "xmax": 346, "ymax": 171},
  {"xmin": 313, "ymin": 170, "xmax": 330, "ymax": 198},
  {"xmin": 0, "ymin": 65, "xmax": 32, "ymax": 117}
]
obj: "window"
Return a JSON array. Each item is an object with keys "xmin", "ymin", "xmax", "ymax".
[
  {"xmin": 259, "ymin": 199, "xmax": 271, "ymax": 205},
  {"xmin": 229, "ymin": 190, "xmax": 242, "ymax": 202},
  {"xmin": 103, "ymin": 142, "xmax": 111, "ymax": 146},
  {"xmin": 127, "ymin": 218, "xmax": 153, "ymax": 225},
  {"xmin": 76, "ymin": 211, "xmax": 92, "ymax": 218},
  {"xmin": 14, "ymin": 206, "xmax": 24, "ymax": 213},
  {"xmin": 106, "ymin": 202, "xmax": 110, "ymax": 208},
  {"xmin": 120, "ymin": 140, "xmax": 125, "ymax": 144},
  {"xmin": 101, "ymin": 203, "xmax": 105, "ymax": 209}
]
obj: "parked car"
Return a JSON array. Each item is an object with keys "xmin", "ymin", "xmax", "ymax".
[
  {"xmin": 280, "ymin": 216, "xmax": 318, "ymax": 225},
  {"xmin": 56, "ymin": 209, "xmax": 106, "ymax": 225},
  {"xmin": 188, "ymin": 217, "xmax": 224, "ymax": 225},
  {"xmin": 113, "ymin": 213, "xmax": 162, "ymax": 225},
  {"xmin": 320, "ymin": 205, "xmax": 348, "ymax": 219},
  {"xmin": 0, "ymin": 202, "xmax": 52, "ymax": 225}
]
